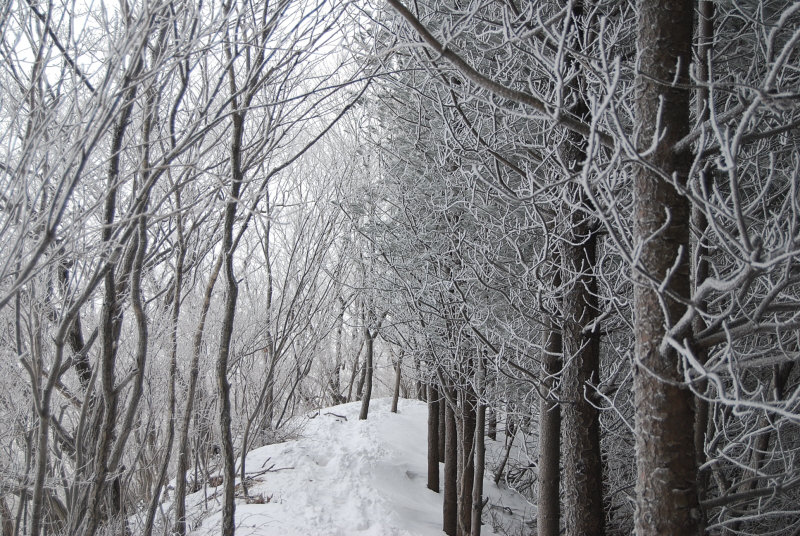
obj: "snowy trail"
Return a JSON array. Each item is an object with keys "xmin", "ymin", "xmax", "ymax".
[{"xmin": 184, "ymin": 398, "xmax": 529, "ymax": 536}]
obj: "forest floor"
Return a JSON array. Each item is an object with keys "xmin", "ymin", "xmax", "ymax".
[{"xmin": 174, "ymin": 398, "xmax": 532, "ymax": 535}]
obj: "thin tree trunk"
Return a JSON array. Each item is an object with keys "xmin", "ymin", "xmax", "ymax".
[
  {"xmin": 728, "ymin": 362, "xmax": 794, "ymax": 534},
  {"xmin": 217, "ymin": 246, "xmax": 238, "ymax": 536},
  {"xmin": 487, "ymin": 409, "xmax": 496, "ymax": 442},
  {"xmin": 106, "ymin": 205, "xmax": 150, "ymax": 528},
  {"xmin": 214, "ymin": 80, "xmax": 246, "ymax": 532},
  {"xmin": 144, "ymin": 190, "xmax": 185, "ymax": 535},
  {"xmin": 428, "ymin": 384, "xmax": 440, "ymax": 493},
  {"xmin": 415, "ymin": 356, "xmax": 426, "ymax": 401},
  {"xmin": 332, "ymin": 295, "xmax": 346, "ymax": 404},
  {"xmin": 633, "ymin": 1, "xmax": 700, "ymax": 534},
  {"xmin": 29, "ymin": 384, "xmax": 53, "ymax": 536},
  {"xmin": 359, "ymin": 327, "xmax": 374, "ymax": 420},
  {"xmin": 239, "ymin": 349, "xmax": 280, "ymax": 498},
  {"xmin": 471, "ymin": 356, "xmax": 486, "ymax": 536},
  {"xmin": 692, "ymin": 1, "xmax": 714, "ymax": 520},
  {"xmin": 1, "ymin": 496, "xmax": 12, "ymax": 536},
  {"xmin": 443, "ymin": 399, "xmax": 458, "ymax": 536},
  {"xmin": 391, "ymin": 351, "xmax": 403, "ymax": 413},
  {"xmin": 174, "ymin": 253, "xmax": 223, "ymax": 535},
  {"xmin": 538, "ymin": 320, "xmax": 561, "ymax": 536},
  {"xmin": 493, "ymin": 434, "xmax": 513, "ymax": 486},
  {"xmin": 346, "ymin": 342, "xmax": 364, "ymax": 403}
]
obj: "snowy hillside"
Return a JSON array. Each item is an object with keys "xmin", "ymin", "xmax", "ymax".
[{"xmin": 179, "ymin": 398, "xmax": 531, "ymax": 535}]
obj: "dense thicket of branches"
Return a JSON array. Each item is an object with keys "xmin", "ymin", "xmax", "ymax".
[
  {"xmin": 355, "ymin": 0, "xmax": 800, "ymax": 535},
  {"xmin": 0, "ymin": 1, "xmax": 367, "ymax": 534},
  {"xmin": 0, "ymin": 0, "xmax": 798, "ymax": 535}
]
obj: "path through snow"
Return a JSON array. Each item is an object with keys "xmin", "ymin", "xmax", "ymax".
[{"xmin": 182, "ymin": 398, "xmax": 530, "ymax": 535}]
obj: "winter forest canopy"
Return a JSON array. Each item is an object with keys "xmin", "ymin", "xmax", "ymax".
[{"xmin": 0, "ymin": 0, "xmax": 799, "ymax": 535}]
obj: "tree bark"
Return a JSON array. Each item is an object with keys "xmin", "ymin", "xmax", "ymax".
[
  {"xmin": 471, "ymin": 356, "xmax": 486, "ymax": 536},
  {"xmin": 458, "ymin": 390, "xmax": 476, "ymax": 536},
  {"xmin": 359, "ymin": 327, "xmax": 374, "ymax": 420},
  {"xmin": 633, "ymin": 1, "xmax": 701, "ymax": 534},
  {"xmin": 561, "ymin": 228, "xmax": 604, "ymax": 536},
  {"xmin": 428, "ymin": 384, "xmax": 440, "ymax": 493},
  {"xmin": 538, "ymin": 320, "xmax": 561, "ymax": 536},
  {"xmin": 439, "ymin": 395, "xmax": 446, "ymax": 462},
  {"xmin": 217, "ymin": 244, "xmax": 238, "ymax": 536},
  {"xmin": 558, "ymin": 5, "xmax": 604, "ymax": 533},
  {"xmin": 443, "ymin": 399, "xmax": 458, "ymax": 536},
  {"xmin": 214, "ymin": 82, "xmax": 246, "ymax": 533}
]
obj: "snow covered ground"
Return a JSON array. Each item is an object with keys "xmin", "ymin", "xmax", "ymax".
[{"xmin": 179, "ymin": 398, "xmax": 532, "ymax": 536}]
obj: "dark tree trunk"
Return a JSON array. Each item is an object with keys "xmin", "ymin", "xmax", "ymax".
[
  {"xmin": 458, "ymin": 391, "xmax": 476, "ymax": 536},
  {"xmin": 217, "ymin": 250, "xmax": 238, "ymax": 536},
  {"xmin": 428, "ymin": 384, "xmax": 440, "ymax": 493},
  {"xmin": 65, "ymin": 62, "xmax": 140, "ymax": 536},
  {"xmin": 558, "ymin": 5, "xmax": 604, "ymax": 533},
  {"xmin": 487, "ymin": 409, "xmax": 496, "ymax": 442},
  {"xmin": 415, "ymin": 356, "xmax": 426, "ymax": 401},
  {"xmin": 538, "ymin": 321, "xmax": 561, "ymax": 536},
  {"xmin": 561, "ymin": 228, "xmax": 604, "ymax": 536},
  {"xmin": 214, "ymin": 87, "xmax": 246, "ymax": 533},
  {"xmin": 633, "ymin": 0, "xmax": 701, "ymax": 534},
  {"xmin": 443, "ymin": 399, "xmax": 458, "ymax": 536},
  {"xmin": 359, "ymin": 328, "xmax": 374, "ymax": 420},
  {"xmin": 439, "ymin": 396, "xmax": 446, "ymax": 462},
  {"xmin": 471, "ymin": 358, "xmax": 486, "ymax": 536}
]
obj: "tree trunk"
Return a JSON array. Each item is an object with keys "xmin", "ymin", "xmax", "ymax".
[
  {"xmin": 558, "ymin": 5, "xmax": 604, "ymax": 533},
  {"xmin": 538, "ymin": 321, "xmax": 561, "ymax": 536},
  {"xmin": 633, "ymin": 1, "xmax": 700, "ymax": 534},
  {"xmin": 443, "ymin": 399, "xmax": 458, "ymax": 536},
  {"xmin": 359, "ymin": 328, "xmax": 374, "ymax": 420},
  {"xmin": 175, "ymin": 253, "xmax": 223, "ymax": 535},
  {"xmin": 215, "ymin": 95, "xmax": 246, "ymax": 534},
  {"xmin": 487, "ymin": 409, "xmax": 496, "ymax": 442},
  {"xmin": 346, "ymin": 343, "xmax": 363, "ymax": 403},
  {"xmin": 561, "ymin": 229, "xmax": 604, "ymax": 536},
  {"xmin": 439, "ymin": 396, "xmax": 446, "ymax": 462},
  {"xmin": 428, "ymin": 384, "xmax": 440, "ymax": 493},
  {"xmin": 415, "ymin": 356, "xmax": 426, "ymax": 401},
  {"xmin": 692, "ymin": 1, "xmax": 714, "ymax": 520},
  {"xmin": 471, "ymin": 357, "xmax": 486, "ymax": 536},
  {"xmin": 217, "ymin": 247, "xmax": 238, "ymax": 536},
  {"xmin": 391, "ymin": 351, "xmax": 403, "ymax": 413},
  {"xmin": 458, "ymin": 391, "xmax": 476, "ymax": 536},
  {"xmin": 142, "ymin": 229, "xmax": 182, "ymax": 535},
  {"xmin": 0, "ymin": 496, "xmax": 12, "ymax": 536}
]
